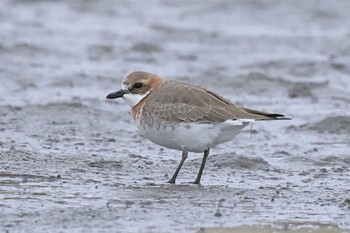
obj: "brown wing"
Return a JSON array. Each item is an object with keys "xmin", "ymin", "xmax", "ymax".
[{"xmin": 142, "ymin": 80, "xmax": 288, "ymax": 123}]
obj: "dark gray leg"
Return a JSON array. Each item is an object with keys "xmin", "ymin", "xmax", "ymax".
[
  {"xmin": 167, "ymin": 150, "xmax": 188, "ymax": 184},
  {"xmin": 193, "ymin": 148, "xmax": 210, "ymax": 184}
]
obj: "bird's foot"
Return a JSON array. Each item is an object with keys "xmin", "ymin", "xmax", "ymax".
[{"xmin": 166, "ymin": 179, "xmax": 176, "ymax": 184}]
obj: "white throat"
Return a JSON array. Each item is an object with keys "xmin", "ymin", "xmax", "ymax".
[{"xmin": 123, "ymin": 91, "xmax": 150, "ymax": 108}]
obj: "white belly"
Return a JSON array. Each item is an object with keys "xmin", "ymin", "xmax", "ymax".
[{"xmin": 135, "ymin": 119, "xmax": 250, "ymax": 153}]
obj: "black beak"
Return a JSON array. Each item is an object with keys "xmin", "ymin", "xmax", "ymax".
[{"xmin": 106, "ymin": 89, "xmax": 126, "ymax": 99}]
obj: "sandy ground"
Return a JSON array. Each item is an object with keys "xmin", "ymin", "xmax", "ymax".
[{"xmin": 1, "ymin": 0, "xmax": 350, "ymax": 232}]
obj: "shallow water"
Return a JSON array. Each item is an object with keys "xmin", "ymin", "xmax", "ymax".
[{"xmin": 1, "ymin": 0, "xmax": 350, "ymax": 232}]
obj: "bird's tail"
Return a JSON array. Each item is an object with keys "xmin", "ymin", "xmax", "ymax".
[{"xmin": 242, "ymin": 107, "xmax": 291, "ymax": 121}]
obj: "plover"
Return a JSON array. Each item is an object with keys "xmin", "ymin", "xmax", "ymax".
[{"xmin": 107, "ymin": 71, "xmax": 289, "ymax": 184}]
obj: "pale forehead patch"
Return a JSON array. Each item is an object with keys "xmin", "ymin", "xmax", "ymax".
[{"xmin": 121, "ymin": 82, "xmax": 128, "ymax": 90}]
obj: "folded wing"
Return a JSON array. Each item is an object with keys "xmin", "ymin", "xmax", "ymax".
[{"xmin": 142, "ymin": 81, "xmax": 289, "ymax": 123}]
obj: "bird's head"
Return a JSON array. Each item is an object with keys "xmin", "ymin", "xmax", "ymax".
[{"xmin": 106, "ymin": 71, "xmax": 164, "ymax": 107}]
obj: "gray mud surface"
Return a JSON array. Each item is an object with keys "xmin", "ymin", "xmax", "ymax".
[{"xmin": 1, "ymin": 0, "xmax": 350, "ymax": 232}]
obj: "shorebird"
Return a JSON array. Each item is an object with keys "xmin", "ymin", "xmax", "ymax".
[{"xmin": 106, "ymin": 71, "xmax": 289, "ymax": 184}]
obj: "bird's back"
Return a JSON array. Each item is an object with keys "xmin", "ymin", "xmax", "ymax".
[{"xmin": 138, "ymin": 79, "xmax": 288, "ymax": 124}]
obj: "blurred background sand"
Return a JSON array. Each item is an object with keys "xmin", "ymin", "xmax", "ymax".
[{"xmin": 0, "ymin": 0, "xmax": 349, "ymax": 232}]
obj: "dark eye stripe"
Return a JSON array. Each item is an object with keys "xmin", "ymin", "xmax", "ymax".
[{"xmin": 134, "ymin": 83, "xmax": 143, "ymax": 89}]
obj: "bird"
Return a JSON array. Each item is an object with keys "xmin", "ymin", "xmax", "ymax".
[{"xmin": 106, "ymin": 71, "xmax": 290, "ymax": 184}]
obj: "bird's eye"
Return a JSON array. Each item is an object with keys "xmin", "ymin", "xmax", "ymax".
[{"xmin": 133, "ymin": 83, "xmax": 143, "ymax": 89}]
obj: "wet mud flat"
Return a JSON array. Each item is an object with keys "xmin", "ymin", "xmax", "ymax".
[{"xmin": 1, "ymin": 0, "xmax": 350, "ymax": 232}]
